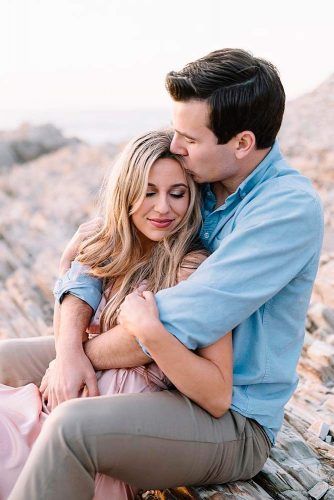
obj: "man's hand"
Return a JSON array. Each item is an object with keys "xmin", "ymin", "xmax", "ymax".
[
  {"xmin": 59, "ymin": 217, "xmax": 102, "ymax": 275},
  {"xmin": 118, "ymin": 291, "xmax": 160, "ymax": 342},
  {"xmin": 39, "ymin": 349, "xmax": 99, "ymax": 411}
]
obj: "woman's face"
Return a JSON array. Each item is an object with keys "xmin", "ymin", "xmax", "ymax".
[{"xmin": 131, "ymin": 157, "xmax": 190, "ymax": 249}]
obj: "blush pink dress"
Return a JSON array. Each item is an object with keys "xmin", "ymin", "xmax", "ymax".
[
  {"xmin": 0, "ymin": 253, "xmax": 207, "ymax": 499},
  {"xmin": 0, "ymin": 290, "xmax": 172, "ymax": 499}
]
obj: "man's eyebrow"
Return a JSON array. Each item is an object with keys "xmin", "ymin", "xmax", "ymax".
[
  {"xmin": 174, "ymin": 129, "xmax": 197, "ymax": 141},
  {"xmin": 148, "ymin": 183, "xmax": 188, "ymax": 188}
]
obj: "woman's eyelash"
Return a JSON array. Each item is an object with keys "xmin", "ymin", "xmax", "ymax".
[
  {"xmin": 145, "ymin": 192, "xmax": 185, "ymax": 198},
  {"xmin": 171, "ymin": 193, "xmax": 185, "ymax": 198}
]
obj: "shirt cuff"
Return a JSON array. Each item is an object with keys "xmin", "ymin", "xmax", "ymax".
[{"xmin": 53, "ymin": 261, "xmax": 103, "ymax": 313}]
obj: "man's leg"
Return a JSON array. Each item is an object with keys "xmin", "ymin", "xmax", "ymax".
[
  {"xmin": 0, "ymin": 336, "xmax": 56, "ymax": 387},
  {"xmin": 9, "ymin": 390, "xmax": 271, "ymax": 500}
]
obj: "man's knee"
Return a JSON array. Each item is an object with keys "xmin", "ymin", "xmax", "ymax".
[
  {"xmin": 0, "ymin": 336, "xmax": 55, "ymax": 387},
  {"xmin": 44, "ymin": 399, "xmax": 88, "ymax": 445},
  {"xmin": 42, "ymin": 399, "xmax": 98, "ymax": 476}
]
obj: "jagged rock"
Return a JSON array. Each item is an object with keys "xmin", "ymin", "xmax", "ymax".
[
  {"xmin": 307, "ymin": 341, "xmax": 334, "ymax": 366},
  {"xmin": 308, "ymin": 481, "xmax": 329, "ymax": 500},
  {"xmin": 322, "ymin": 308, "xmax": 334, "ymax": 331},
  {"xmin": 0, "ymin": 142, "xmax": 16, "ymax": 168},
  {"xmin": 0, "ymin": 123, "xmax": 80, "ymax": 166},
  {"xmin": 279, "ymin": 73, "xmax": 334, "ymax": 162},
  {"xmin": 308, "ymin": 420, "xmax": 330, "ymax": 441}
]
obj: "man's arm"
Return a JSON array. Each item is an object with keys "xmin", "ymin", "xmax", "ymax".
[
  {"xmin": 153, "ymin": 184, "xmax": 324, "ymax": 350},
  {"xmin": 84, "ymin": 326, "xmax": 152, "ymax": 370},
  {"xmin": 118, "ymin": 291, "xmax": 233, "ymax": 418},
  {"xmin": 53, "ymin": 183, "xmax": 323, "ymax": 357},
  {"xmin": 42, "ymin": 294, "xmax": 99, "ymax": 410},
  {"xmin": 54, "ymin": 260, "xmax": 151, "ymax": 369}
]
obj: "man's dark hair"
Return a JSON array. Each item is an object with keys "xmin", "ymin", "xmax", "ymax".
[{"xmin": 165, "ymin": 48, "xmax": 285, "ymax": 149}]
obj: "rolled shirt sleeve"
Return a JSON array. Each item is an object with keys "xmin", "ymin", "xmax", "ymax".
[
  {"xmin": 53, "ymin": 260, "xmax": 103, "ymax": 312},
  {"xmin": 154, "ymin": 181, "xmax": 324, "ymax": 350}
]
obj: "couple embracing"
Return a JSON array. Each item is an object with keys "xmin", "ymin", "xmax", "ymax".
[{"xmin": 0, "ymin": 48, "xmax": 323, "ymax": 499}]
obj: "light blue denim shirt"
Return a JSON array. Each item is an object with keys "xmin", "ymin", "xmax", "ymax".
[{"xmin": 54, "ymin": 141, "xmax": 324, "ymax": 443}]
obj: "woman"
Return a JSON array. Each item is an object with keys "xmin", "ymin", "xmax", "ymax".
[{"xmin": 0, "ymin": 130, "xmax": 232, "ymax": 500}]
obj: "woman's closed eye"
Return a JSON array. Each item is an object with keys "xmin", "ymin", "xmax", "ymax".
[
  {"xmin": 145, "ymin": 191, "xmax": 186, "ymax": 198},
  {"xmin": 170, "ymin": 192, "xmax": 186, "ymax": 198}
]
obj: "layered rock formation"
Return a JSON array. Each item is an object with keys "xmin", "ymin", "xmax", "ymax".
[{"xmin": 0, "ymin": 76, "xmax": 333, "ymax": 498}]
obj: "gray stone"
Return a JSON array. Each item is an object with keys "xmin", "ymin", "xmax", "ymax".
[{"xmin": 308, "ymin": 482, "xmax": 329, "ymax": 500}]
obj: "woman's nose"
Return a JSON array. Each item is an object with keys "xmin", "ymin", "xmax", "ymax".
[
  {"xmin": 170, "ymin": 134, "xmax": 188, "ymax": 156},
  {"xmin": 154, "ymin": 195, "xmax": 170, "ymax": 214}
]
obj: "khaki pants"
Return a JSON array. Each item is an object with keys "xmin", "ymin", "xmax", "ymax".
[{"xmin": 0, "ymin": 337, "xmax": 271, "ymax": 500}]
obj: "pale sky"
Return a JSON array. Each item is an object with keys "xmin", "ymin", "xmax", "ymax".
[{"xmin": 0, "ymin": 0, "xmax": 333, "ymax": 111}]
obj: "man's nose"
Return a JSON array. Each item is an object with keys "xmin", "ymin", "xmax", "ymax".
[{"xmin": 170, "ymin": 134, "xmax": 188, "ymax": 156}]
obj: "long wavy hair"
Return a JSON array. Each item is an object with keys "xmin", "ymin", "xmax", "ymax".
[{"xmin": 77, "ymin": 129, "xmax": 202, "ymax": 332}]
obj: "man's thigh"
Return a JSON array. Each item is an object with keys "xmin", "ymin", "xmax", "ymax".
[
  {"xmin": 48, "ymin": 390, "xmax": 271, "ymax": 489},
  {"xmin": 0, "ymin": 336, "xmax": 55, "ymax": 387}
]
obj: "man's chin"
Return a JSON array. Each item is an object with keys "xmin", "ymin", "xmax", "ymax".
[
  {"xmin": 185, "ymin": 168, "xmax": 205, "ymax": 183},
  {"xmin": 191, "ymin": 175, "xmax": 205, "ymax": 183}
]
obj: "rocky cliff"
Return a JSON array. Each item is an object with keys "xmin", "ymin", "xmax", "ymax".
[{"xmin": 0, "ymin": 77, "xmax": 334, "ymax": 498}]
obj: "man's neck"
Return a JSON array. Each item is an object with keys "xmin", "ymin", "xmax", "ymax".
[{"xmin": 213, "ymin": 146, "xmax": 271, "ymax": 207}]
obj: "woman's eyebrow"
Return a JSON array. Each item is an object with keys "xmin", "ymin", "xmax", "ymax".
[{"xmin": 148, "ymin": 183, "xmax": 188, "ymax": 188}]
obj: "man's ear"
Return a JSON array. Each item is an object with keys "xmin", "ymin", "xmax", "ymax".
[{"xmin": 234, "ymin": 131, "xmax": 256, "ymax": 159}]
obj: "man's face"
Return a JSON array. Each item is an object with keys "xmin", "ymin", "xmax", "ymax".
[{"xmin": 170, "ymin": 100, "xmax": 238, "ymax": 185}]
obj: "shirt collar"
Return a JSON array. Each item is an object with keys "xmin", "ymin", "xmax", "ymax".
[{"xmin": 236, "ymin": 139, "xmax": 282, "ymax": 200}]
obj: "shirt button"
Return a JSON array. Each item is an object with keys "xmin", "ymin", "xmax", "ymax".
[{"xmin": 204, "ymin": 232, "xmax": 210, "ymax": 239}]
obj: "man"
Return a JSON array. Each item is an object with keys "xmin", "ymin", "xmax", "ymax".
[{"xmin": 1, "ymin": 49, "xmax": 323, "ymax": 499}]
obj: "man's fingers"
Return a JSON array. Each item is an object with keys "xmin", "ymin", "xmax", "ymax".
[
  {"xmin": 78, "ymin": 217, "xmax": 103, "ymax": 233},
  {"xmin": 81, "ymin": 385, "xmax": 89, "ymax": 398},
  {"xmin": 135, "ymin": 282, "xmax": 148, "ymax": 296},
  {"xmin": 142, "ymin": 290, "xmax": 155, "ymax": 301}
]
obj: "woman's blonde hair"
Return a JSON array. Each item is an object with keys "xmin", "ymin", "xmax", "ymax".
[{"xmin": 77, "ymin": 129, "xmax": 202, "ymax": 331}]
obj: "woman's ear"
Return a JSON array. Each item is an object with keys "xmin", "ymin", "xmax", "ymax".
[{"xmin": 234, "ymin": 131, "xmax": 256, "ymax": 160}]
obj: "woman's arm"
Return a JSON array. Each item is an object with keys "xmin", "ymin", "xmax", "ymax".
[{"xmin": 118, "ymin": 291, "xmax": 233, "ymax": 418}]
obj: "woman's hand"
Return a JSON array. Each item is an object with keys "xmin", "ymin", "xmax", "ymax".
[
  {"xmin": 118, "ymin": 291, "xmax": 160, "ymax": 340},
  {"xmin": 59, "ymin": 217, "xmax": 103, "ymax": 275}
]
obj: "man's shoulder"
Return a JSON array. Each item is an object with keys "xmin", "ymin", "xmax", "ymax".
[
  {"xmin": 253, "ymin": 160, "xmax": 321, "ymax": 207},
  {"xmin": 237, "ymin": 163, "xmax": 323, "ymax": 230}
]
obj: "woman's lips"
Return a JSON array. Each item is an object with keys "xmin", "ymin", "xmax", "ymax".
[{"xmin": 148, "ymin": 218, "xmax": 174, "ymax": 228}]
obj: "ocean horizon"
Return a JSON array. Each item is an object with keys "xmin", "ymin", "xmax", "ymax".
[{"xmin": 0, "ymin": 108, "xmax": 171, "ymax": 145}]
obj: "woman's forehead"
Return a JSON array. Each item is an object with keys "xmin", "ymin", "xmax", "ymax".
[{"xmin": 148, "ymin": 158, "xmax": 188, "ymax": 186}]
